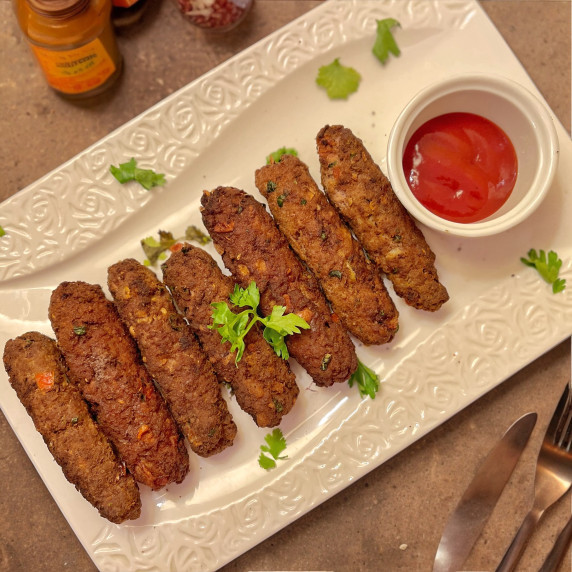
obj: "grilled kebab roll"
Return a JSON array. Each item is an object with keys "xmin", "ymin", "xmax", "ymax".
[
  {"xmin": 162, "ymin": 245, "xmax": 299, "ymax": 427},
  {"xmin": 201, "ymin": 186, "xmax": 358, "ymax": 387},
  {"xmin": 317, "ymin": 125, "xmax": 449, "ymax": 312},
  {"xmin": 255, "ymin": 154, "xmax": 399, "ymax": 345},
  {"xmin": 49, "ymin": 281, "xmax": 189, "ymax": 490},
  {"xmin": 108, "ymin": 259, "xmax": 236, "ymax": 456},
  {"xmin": 3, "ymin": 332, "xmax": 141, "ymax": 523}
]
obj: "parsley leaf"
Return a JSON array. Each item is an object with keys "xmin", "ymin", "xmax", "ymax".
[
  {"xmin": 258, "ymin": 428, "xmax": 288, "ymax": 470},
  {"xmin": 553, "ymin": 278, "xmax": 567, "ymax": 294},
  {"xmin": 141, "ymin": 226, "xmax": 211, "ymax": 265},
  {"xmin": 520, "ymin": 249, "xmax": 567, "ymax": 294},
  {"xmin": 262, "ymin": 306, "xmax": 309, "ymax": 360},
  {"xmin": 210, "ymin": 302, "xmax": 251, "ymax": 362},
  {"xmin": 258, "ymin": 452, "xmax": 277, "ymax": 470},
  {"xmin": 261, "ymin": 428, "xmax": 287, "ymax": 459},
  {"xmin": 184, "ymin": 225, "xmax": 211, "ymax": 245},
  {"xmin": 0, "ymin": 226, "xmax": 5, "ymax": 237},
  {"xmin": 316, "ymin": 58, "xmax": 361, "ymax": 100},
  {"xmin": 263, "ymin": 328, "xmax": 290, "ymax": 360},
  {"xmin": 110, "ymin": 158, "xmax": 166, "ymax": 190},
  {"xmin": 266, "ymin": 147, "xmax": 299, "ymax": 164},
  {"xmin": 210, "ymin": 282, "xmax": 310, "ymax": 364},
  {"xmin": 372, "ymin": 18, "xmax": 401, "ymax": 64},
  {"xmin": 141, "ymin": 230, "xmax": 177, "ymax": 265},
  {"xmin": 229, "ymin": 281, "xmax": 260, "ymax": 310},
  {"xmin": 264, "ymin": 305, "xmax": 309, "ymax": 336},
  {"xmin": 348, "ymin": 359, "xmax": 380, "ymax": 399}
]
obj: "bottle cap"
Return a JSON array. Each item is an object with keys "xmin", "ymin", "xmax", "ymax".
[{"xmin": 27, "ymin": 0, "xmax": 90, "ymax": 18}]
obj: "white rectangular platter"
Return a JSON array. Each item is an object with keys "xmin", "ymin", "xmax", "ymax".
[{"xmin": 0, "ymin": 1, "xmax": 571, "ymax": 570}]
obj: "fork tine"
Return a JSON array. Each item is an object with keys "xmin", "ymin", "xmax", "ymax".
[
  {"xmin": 554, "ymin": 382, "xmax": 572, "ymax": 449},
  {"xmin": 496, "ymin": 381, "xmax": 572, "ymax": 572},
  {"xmin": 557, "ymin": 408, "xmax": 572, "ymax": 451},
  {"xmin": 547, "ymin": 383, "xmax": 569, "ymax": 439}
]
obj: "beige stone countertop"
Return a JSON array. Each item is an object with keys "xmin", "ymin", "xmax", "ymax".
[{"xmin": 0, "ymin": 1, "xmax": 570, "ymax": 571}]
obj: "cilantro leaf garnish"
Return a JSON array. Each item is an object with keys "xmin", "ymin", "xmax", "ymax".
[
  {"xmin": 264, "ymin": 305, "xmax": 306, "ymax": 337},
  {"xmin": 141, "ymin": 230, "xmax": 177, "ymax": 265},
  {"xmin": 266, "ymin": 147, "xmax": 299, "ymax": 164},
  {"xmin": 316, "ymin": 58, "xmax": 361, "ymax": 100},
  {"xmin": 258, "ymin": 428, "xmax": 288, "ymax": 470},
  {"xmin": 258, "ymin": 452, "xmax": 277, "ymax": 470},
  {"xmin": 348, "ymin": 359, "xmax": 379, "ymax": 399},
  {"xmin": 141, "ymin": 226, "xmax": 211, "ymax": 265},
  {"xmin": 110, "ymin": 158, "xmax": 166, "ymax": 190},
  {"xmin": 520, "ymin": 249, "xmax": 567, "ymax": 294},
  {"xmin": 184, "ymin": 225, "xmax": 211, "ymax": 245},
  {"xmin": 262, "ymin": 305, "xmax": 308, "ymax": 359},
  {"xmin": 210, "ymin": 282, "xmax": 310, "ymax": 364},
  {"xmin": 553, "ymin": 279, "xmax": 567, "ymax": 293},
  {"xmin": 0, "ymin": 226, "xmax": 5, "ymax": 237},
  {"xmin": 263, "ymin": 328, "xmax": 290, "ymax": 360},
  {"xmin": 372, "ymin": 18, "xmax": 401, "ymax": 64},
  {"xmin": 229, "ymin": 280, "xmax": 260, "ymax": 309},
  {"xmin": 210, "ymin": 301, "xmax": 251, "ymax": 363}
]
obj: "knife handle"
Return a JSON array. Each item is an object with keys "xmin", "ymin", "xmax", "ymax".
[
  {"xmin": 538, "ymin": 514, "xmax": 572, "ymax": 572},
  {"xmin": 496, "ymin": 508, "xmax": 542, "ymax": 572}
]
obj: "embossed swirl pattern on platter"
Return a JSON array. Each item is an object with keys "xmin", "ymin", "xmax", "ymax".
[
  {"xmin": 91, "ymin": 263, "xmax": 572, "ymax": 572},
  {"xmin": 82, "ymin": 3, "xmax": 572, "ymax": 571},
  {"xmin": 12, "ymin": 2, "xmax": 567, "ymax": 572},
  {"xmin": 0, "ymin": 0, "xmax": 476, "ymax": 282}
]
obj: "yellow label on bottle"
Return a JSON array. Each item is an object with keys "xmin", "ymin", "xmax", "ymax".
[{"xmin": 31, "ymin": 38, "xmax": 116, "ymax": 95}]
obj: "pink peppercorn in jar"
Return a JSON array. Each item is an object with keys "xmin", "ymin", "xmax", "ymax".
[{"xmin": 174, "ymin": 0, "xmax": 253, "ymax": 32}]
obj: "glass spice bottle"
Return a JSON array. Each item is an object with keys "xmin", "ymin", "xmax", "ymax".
[
  {"xmin": 174, "ymin": 0, "xmax": 253, "ymax": 32},
  {"xmin": 16, "ymin": 0, "xmax": 123, "ymax": 99}
]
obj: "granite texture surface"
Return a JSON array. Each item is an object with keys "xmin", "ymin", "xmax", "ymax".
[{"xmin": 0, "ymin": 1, "xmax": 570, "ymax": 571}]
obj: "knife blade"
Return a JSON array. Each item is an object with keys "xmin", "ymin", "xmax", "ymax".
[{"xmin": 432, "ymin": 411, "xmax": 537, "ymax": 572}]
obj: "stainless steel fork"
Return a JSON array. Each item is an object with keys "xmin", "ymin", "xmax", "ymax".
[
  {"xmin": 538, "ymin": 512, "xmax": 572, "ymax": 571},
  {"xmin": 496, "ymin": 381, "xmax": 572, "ymax": 572}
]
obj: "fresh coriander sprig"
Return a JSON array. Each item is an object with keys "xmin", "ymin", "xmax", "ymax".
[
  {"xmin": 210, "ymin": 282, "xmax": 310, "ymax": 364},
  {"xmin": 315, "ymin": 18, "xmax": 402, "ymax": 100},
  {"xmin": 258, "ymin": 428, "xmax": 288, "ymax": 470},
  {"xmin": 372, "ymin": 18, "xmax": 401, "ymax": 64},
  {"xmin": 316, "ymin": 58, "xmax": 361, "ymax": 100},
  {"xmin": 520, "ymin": 248, "xmax": 566, "ymax": 294},
  {"xmin": 348, "ymin": 359, "xmax": 380, "ymax": 399},
  {"xmin": 110, "ymin": 158, "xmax": 166, "ymax": 190},
  {"xmin": 141, "ymin": 226, "xmax": 211, "ymax": 265}
]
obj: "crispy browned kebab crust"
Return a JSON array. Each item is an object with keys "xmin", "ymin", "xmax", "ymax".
[
  {"xmin": 3, "ymin": 332, "xmax": 141, "ymax": 523},
  {"xmin": 49, "ymin": 281, "xmax": 189, "ymax": 490},
  {"xmin": 316, "ymin": 125, "xmax": 449, "ymax": 312},
  {"xmin": 200, "ymin": 186, "xmax": 357, "ymax": 387},
  {"xmin": 255, "ymin": 154, "xmax": 399, "ymax": 345},
  {"xmin": 162, "ymin": 244, "xmax": 299, "ymax": 427},
  {"xmin": 107, "ymin": 259, "xmax": 237, "ymax": 456}
]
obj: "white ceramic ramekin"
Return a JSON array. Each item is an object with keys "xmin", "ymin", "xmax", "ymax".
[{"xmin": 386, "ymin": 74, "xmax": 559, "ymax": 237}]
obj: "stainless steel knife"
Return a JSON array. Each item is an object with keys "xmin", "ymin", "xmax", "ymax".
[{"xmin": 432, "ymin": 411, "xmax": 537, "ymax": 572}]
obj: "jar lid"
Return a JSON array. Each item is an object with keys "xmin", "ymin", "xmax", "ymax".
[{"xmin": 27, "ymin": 0, "xmax": 90, "ymax": 18}]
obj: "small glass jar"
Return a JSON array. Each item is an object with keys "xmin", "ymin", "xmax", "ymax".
[
  {"xmin": 111, "ymin": 0, "xmax": 149, "ymax": 28},
  {"xmin": 16, "ymin": 0, "xmax": 123, "ymax": 99},
  {"xmin": 174, "ymin": 0, "xmax": 254, "ymax": 32}
]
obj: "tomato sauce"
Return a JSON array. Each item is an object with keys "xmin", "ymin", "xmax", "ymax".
[{"xmin": 402, "ymin": 112, "xmax": 517, "ymax": 223}]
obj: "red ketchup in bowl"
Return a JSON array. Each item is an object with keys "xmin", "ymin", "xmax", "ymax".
[{"xmin": 402, "ymin": 112, "xmax": 518, "ymax": 223}]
